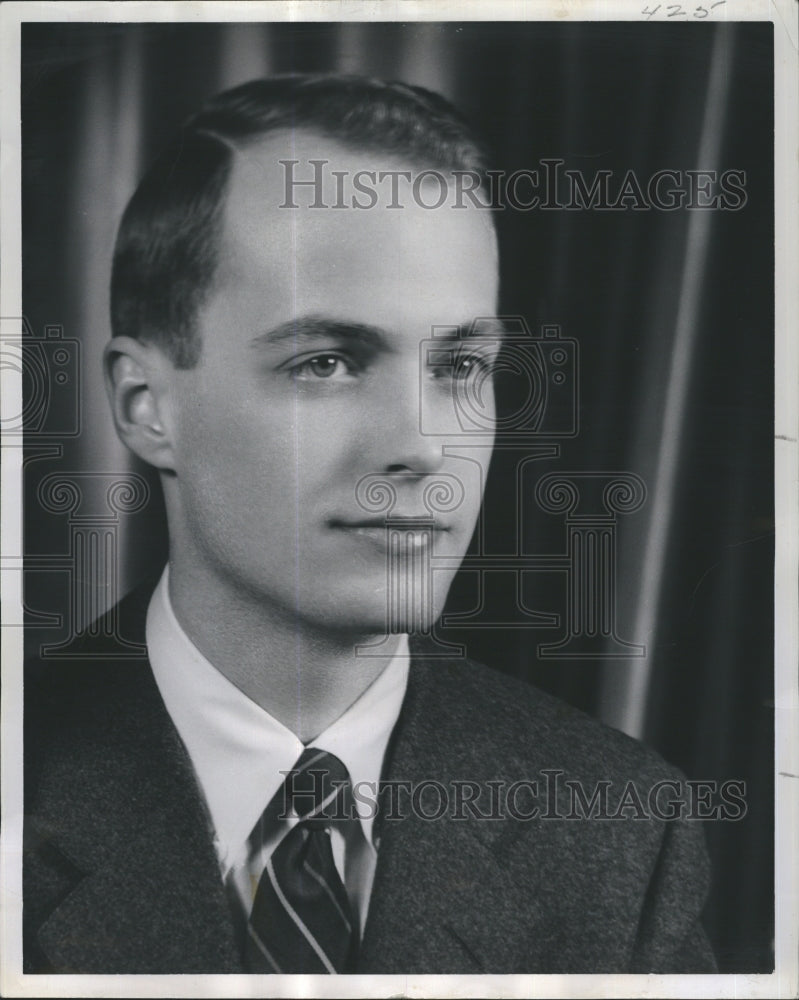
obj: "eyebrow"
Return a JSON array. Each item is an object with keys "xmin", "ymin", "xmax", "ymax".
[
  {"xmin": 249, "ymin": 314, "xmax": 507, "ymax": 350},
  {"xmin": 432, "ymin": 317, "xmax": 508, "ymax": 341},
  {"xmin": 250, "ymin": 317, "xmax": 391, "ymax": 351}
]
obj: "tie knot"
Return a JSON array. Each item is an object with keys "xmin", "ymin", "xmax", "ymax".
[{"xmin": 284, "ymin": 748, "xmax": 350, "ymax": 826}]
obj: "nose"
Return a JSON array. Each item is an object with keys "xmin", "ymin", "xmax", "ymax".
[{"xmin": 371, "ymin": 371, "xmax": 447, "ymax": 477}]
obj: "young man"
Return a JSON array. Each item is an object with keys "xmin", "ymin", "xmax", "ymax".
[{"xmin": 24, "ymin": 75, "xmax": 716, "ymax": 975}]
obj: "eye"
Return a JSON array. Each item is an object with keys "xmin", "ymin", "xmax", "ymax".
[
  {"xmin": 429, "ymin": 350, "xmax": 495, "ymax": 387},
  {"xmin": 292, "ymin": 354, "xmax": 353, "ymax": 380},
  {"xmin": 453, "ymin": 351, "xmax": 497, "ymax": 380}
]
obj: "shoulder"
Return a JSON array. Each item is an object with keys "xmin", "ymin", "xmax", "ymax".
[
  {"xmin": 24, "ymin": 577, "xmax": 199, "ymax": 868},
  {"xmin": 25, "ymin": 576, "xmax": 164, "ymax": 794},
  {"xmin": 395, "ymin": 639, "xmax": 716, "ymax": 974},
  {"xmin": 405, "ymin": 637, "xmax": 680, "ymax": 788}
]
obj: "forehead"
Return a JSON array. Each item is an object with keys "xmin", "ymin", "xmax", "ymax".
[{"xmin": 213, "ymin": 131, "xmax": 499, "ymax": 326}]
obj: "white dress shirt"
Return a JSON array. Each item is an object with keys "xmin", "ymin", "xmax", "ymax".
[{"xmin": 146, "ymin": 568, "xmax": 410, "ymax": 937}]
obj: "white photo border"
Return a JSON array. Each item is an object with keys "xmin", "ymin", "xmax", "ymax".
[{"xmin": 2, "ymin": 2, "xmax": 796, "ymax": 998}]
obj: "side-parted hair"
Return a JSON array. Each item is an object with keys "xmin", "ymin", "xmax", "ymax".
[{"xmin": 110, "ymin": 74, "xmax": 489, "ymax": 368}]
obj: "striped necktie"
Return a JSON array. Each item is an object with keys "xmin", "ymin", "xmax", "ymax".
[{"xmin": 245, "ymin": 747, "xmax": 358, "ymax": 974}]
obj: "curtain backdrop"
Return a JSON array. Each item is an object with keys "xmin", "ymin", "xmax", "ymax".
[{"xmin": 21, "ymin": 20, "xmax": 774, "ymax": 972}]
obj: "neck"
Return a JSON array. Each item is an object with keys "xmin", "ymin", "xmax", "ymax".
[{"xmin": 166, "ymin": 560, "xmax": 400, "ymax": 743}]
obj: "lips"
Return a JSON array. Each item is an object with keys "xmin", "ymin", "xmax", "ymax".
[
  {"xmin": 328, "ymin": 517, "xmax": 449, "ymax": 531},
  {"xmin": 327, "ymin": 517, "xmax": 449, "ymax": 553}
]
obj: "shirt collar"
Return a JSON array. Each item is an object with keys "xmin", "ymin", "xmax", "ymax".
[{"xmin": 146, "ymin": 567, "xmax": 409, "ymax": 871}]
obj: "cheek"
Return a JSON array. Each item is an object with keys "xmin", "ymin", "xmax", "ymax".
[
  {"xmin": 170, "ymin": 387, "xmax": 348, "ymax": 516},
  {"xmin": 169, "ymin": 384, "xmax": 268, "ymax": 525}
]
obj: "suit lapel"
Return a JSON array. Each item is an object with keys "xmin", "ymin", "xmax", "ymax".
[
  {"xmin": 37, "ymin": 796, "xmax": 242, "ymax": 973},
  {"xmin": 358, "ymin": 645, "xmax": 549, "ymax": 974},
  {"xmin": 31, "ymin": 589, "xmax": 242, "ymax": 973}
]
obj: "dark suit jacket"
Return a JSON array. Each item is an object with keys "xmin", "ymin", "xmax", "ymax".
[{"xmin": 24, "ymin": 583, "xmax": 716, "ymax": 974}]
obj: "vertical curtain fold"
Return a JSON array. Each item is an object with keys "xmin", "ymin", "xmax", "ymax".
[{"xmin": 599, "ymin": 25, "xmax": 738, "ymax": 737}]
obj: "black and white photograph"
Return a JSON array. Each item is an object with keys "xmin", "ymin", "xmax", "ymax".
[{"xmin": 1, "ymin": 2, "xmax": 796, "ymax": 997}]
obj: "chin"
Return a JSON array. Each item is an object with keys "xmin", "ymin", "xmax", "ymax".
[{"xmin": 295, "ymin": 584, "xmax": 448, "ymax": 637}]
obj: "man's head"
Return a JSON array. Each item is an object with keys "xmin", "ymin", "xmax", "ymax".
[{"xmin": 105, "ymin": 74, "xmax": 500, "ymax": 635}]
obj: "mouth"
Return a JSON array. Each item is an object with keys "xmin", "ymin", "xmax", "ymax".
[
  {"xmin": 328, "ymin": 517, "xmax": 450, "ymax": 550},
  {"xmin": 328, "ymin": 517, "xmax": 450, "ymax": 531}
]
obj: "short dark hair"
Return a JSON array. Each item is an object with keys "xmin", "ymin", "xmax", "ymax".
[{"xmin": 110, "ymin": 74, "xmax": 489, "ymax": 368}]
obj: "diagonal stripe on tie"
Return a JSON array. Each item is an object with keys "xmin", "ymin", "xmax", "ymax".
[
  {"xmin": 264, "ymin": 851, "xmax": 337, "ymax": 973},
  {"xmin": 302, "ymin": 860, "xmax": 353, "ymax": 932},
  {"xmin": 246, "ymin": 923, "xmax": 283, "ymax": 972},
  {"xmin": 245, "ymin": 748, "xmax": 358, "ymax": 974}
]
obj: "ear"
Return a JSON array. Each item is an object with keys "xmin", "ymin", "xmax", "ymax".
[{"xmin": 103, "ymin": 337, "xmax": 176, "ymax": 471}]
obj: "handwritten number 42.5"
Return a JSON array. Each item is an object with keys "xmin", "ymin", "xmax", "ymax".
[{"xmin": 642, "ymin": 1, "xmax": 726, "ymax": 17}]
